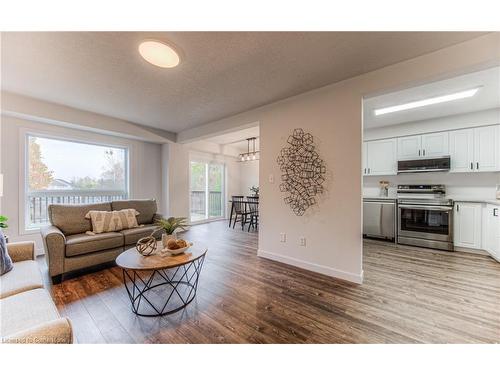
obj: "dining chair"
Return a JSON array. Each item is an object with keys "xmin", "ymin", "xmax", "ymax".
[
  {"xmin": 246, "ymin": 196, "xmax": 259, "ymax": 232},
  {"xmin": 231, "ymin": 196, "xmax": 247, "ymax": 229}
]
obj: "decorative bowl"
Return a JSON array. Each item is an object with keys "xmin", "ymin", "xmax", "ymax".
[{"xmin": 163, "ymin": 242, "xmax": 192, "ymax": 255}]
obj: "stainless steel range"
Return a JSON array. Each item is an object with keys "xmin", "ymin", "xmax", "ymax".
[{"xmin": 397, "ymin": 184, "xmax": 454, "ymax": 251}]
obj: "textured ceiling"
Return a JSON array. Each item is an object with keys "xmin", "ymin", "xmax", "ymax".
[{"xmin": 1, "ymin": 32, "xmax": 487, "ymax": 133}]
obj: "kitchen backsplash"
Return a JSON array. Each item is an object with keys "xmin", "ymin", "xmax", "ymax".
[{"xmin": 364, "ymin": 172, "xmax": 500, "ymax": 198}]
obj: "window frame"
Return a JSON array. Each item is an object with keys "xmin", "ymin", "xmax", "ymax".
[
  {"xmin": 188, "ymin": 158, "xmax": 226, "ymax": 225},
  {"xmin": 21, "ymin": 129, "xmax": 130, "ymax": 233}
]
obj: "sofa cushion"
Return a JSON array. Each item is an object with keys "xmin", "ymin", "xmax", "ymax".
[
  {"xmin": 49, "ymin": 202, "xmax": 112, "ymax": 235},
  {"xmin": 0, "ymin": 260, "xmax": 43, "ymax": 299},
  {"xmin": 121, "ymin": 224, "xmax": 162, "ymax": 246},
  {"xmin": 85, "ymin": 209, "xmax": 139, "ymax": 234},
  {"xmin": 0, "ymin": 288, "xmax": 60, "ymax": 338},
  {"xmin": 112, "ymin": 199, "xmax": 157, "ymax": 225},
  {"xmin": 65, "ymin": 231, "xmax": 124, "ymax": 257}
]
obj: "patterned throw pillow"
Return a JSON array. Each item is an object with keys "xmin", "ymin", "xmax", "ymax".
[
  {"xmin": 0, "ymin": 229, "xmax": 13, "ymax": 275},
  {"xmin": 85, "ymin": 209, "xmax": 140, "ymax": 234}
]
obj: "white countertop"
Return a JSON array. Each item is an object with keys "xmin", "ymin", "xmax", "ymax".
[
  {"xmin": 363, "ymin": 195, "xmax": 500, "ymax": 205},
  {"xmin": 446, "ymin": 196, "xmax": 500, "ymax": 206}
]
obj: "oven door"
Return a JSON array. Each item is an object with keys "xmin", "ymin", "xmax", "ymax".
[{"xmin": 398, "ymin": 204, "xmax": 453, "ymax": 242}]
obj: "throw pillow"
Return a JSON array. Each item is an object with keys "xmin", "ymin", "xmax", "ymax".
[
  {"xmin": 0, "ymin": 229, "xmax": 13, "ymax": 275},
  {"xmin": 85, "ymin": 209, "xmax": 140, "ymax": 234}
]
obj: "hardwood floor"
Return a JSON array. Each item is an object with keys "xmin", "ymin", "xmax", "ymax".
[{"xmin": 39, "ymin": 221, "xmax": 500, "ymax": 343}]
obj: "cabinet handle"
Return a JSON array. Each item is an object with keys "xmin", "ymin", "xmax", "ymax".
[
  {"xmin": 364, "ymin": 168, "xmax": 367, "ymax": 174},
  {"xmin": 456, "ymin": 204, "xmax": 459, "ymax": 212},
  {"xmin": 423, "ymin": 149, "xmax": 425, "ymax": 156},
  {"xmin": 418, "ymin": 150, "xmax": 421, "ymax": 156},
  {"xmin": 470, "ymin": 162, "xmax": 473, "ymax": 170},
  {"xmin": 368, "ymin": 168, "xmax": 370, "ymax": 174},
  {"xmin": 477, "ymin": 162, "xmax": 479, "ymax": 170},
  {"xmin": 494, "ymin": 208, "xmax": 498, "ymax": 217}
]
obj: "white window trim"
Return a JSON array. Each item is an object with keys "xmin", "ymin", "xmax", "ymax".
[{"xmin": 19, "ymin": 127, "xmax": 132, "ymax": 235}]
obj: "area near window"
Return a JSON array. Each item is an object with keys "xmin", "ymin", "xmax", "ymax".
[
  {"xmin": 25, "ymin": 134, "xmax": 129, "ymax": 230},
  {"xmin": 189, "ymin": 161, "xmax": 224, "ymax": 223}
]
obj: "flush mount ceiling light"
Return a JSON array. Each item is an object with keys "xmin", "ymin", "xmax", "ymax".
[
  {"xmin": 374, "ymin": 87, "xmax": 481, "ymax": 116},
  {"xmin": 138, "ymin": 40, "xmax": 180, "ymax": 68},
  {"xmin": 238, "ymin": 137, "xmax": 259, "ymax": 162}
]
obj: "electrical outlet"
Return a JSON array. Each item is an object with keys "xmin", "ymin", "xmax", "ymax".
[
  {"xmin": 269, "ymin": 174, "xmax": 274, "ymax": 183},
  {"xmin": 280, "ymin": 233, "xmax": 286, "ymax": 242},
  {"xmin": 299, "ymin": 237, "xmax": 306, "ymax": 246}
]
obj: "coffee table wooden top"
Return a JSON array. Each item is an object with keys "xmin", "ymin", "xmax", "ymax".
[{"xmin": 116, "ymin": 242, "xmax": 207, "ymax": 271}]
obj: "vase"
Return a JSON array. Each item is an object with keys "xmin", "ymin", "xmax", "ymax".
[{"xmin": 162, "ymin": 233, "xmax": 177, "ymax": 248}]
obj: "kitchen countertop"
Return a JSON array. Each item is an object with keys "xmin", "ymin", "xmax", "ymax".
[
  {"xmin": 363, "ymin": 196, "xmax": 397, "ymax": 201},
  {"xmin": 363, "ymin": 195, "xmax": 500, "ymax": 205},
  {"xmin": 446, "ymin": 196, "xmax": 500, "ymax": 206}
]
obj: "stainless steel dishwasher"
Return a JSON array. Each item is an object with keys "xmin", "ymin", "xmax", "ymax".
[{"xmin": 363, "ymin": 198, "xmax": 396, "ymax": 241}]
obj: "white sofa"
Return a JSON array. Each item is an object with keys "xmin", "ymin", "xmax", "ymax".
[{"xmin": 0, "ymin": 241, "xmax": 73, "ymax": 344}]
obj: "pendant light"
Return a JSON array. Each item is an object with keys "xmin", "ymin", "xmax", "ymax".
[{"xmin": 237, "ymin": 137, "xmax": 259, "ymax": 162}]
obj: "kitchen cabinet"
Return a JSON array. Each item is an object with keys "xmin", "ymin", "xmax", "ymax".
[
  {"xmin": 474, "ymin": 125, "xmax": 499, "ymax": 172},
  {"xmin": 398, "ymin": 132, "xmax": 448, "ymax": 160},
  {"xmin": 397, "ymin": 135, "xmax": 421, "ymax": 160},
  {"xmin": 449, "ymin": 128, "xmax": 474, "ymax": 172},
  {"xmin": 363, "ymin": 139, "xmax": 397, "ymax": 176},
  {"xmin": 362, "ymin": 142, "xmax": 367, "ymax": 176},
  {"xmin": 453, "ymin": 202, "xmax": 482, "ymax": 249},
  {"xmin": 421, "ymin": 132, "xmax": 449, "ymax": 158},
  {"xmin": 483, "ymin": 204, "xmax": 500, "ymax": 261},
  {"xmin": 449, "ymin": 125, "xmax": 499, "ymax": 173}
]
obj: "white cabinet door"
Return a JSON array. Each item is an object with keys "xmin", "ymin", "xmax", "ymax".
[
  {"xmin": 449, "ymin": 129, "xmax": 474, "ymax": 173},
  {"xmin": 483, "ymin": 204, "xmax": 500, "ymax": 261},
  {"xmin": 454, "ymin": 202, "xmax": 482, "ymax": 249},
  {"xmin": 421, "ymin": 132, "xmax": 449, "ymax": 158},
  {"xmin": 362, "ymin": 142, "xmax": 368, "ymax": 176},
  {"xmin": 474, "ymin": 125, "xmax": 499, "ymax": 172},
  {"xmin": 397, "ymin": 135, "xmax": 421, "ymax": 160},
  {"xmin": 366, "ymin": 139, "xmax": 397, "ymax": 176}
]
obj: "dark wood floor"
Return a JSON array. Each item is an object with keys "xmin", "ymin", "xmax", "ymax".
[{"xmin": 40, "ymin": 221, "xmax": 500, "ymax": 343}]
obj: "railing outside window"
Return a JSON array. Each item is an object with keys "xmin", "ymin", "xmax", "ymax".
[{"xmin": 27, "ymin": 189, "xmax": 127, "ymax": 227}]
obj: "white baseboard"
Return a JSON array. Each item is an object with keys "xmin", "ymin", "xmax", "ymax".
[{"xmin": 257, "ymin": 250, "xmax": 364, "ymax": 284}]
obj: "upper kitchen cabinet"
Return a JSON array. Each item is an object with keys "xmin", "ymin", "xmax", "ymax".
[
  {"xmin": 474, "ymin": 125, "xmax": 499, "ymax": 172},
  {"xmin": 397, "ymin": 132, "xmax": 449, "ymax": 160},
  {"xmin": 421, "ymin": 132, "xmax": 449, "ymax": 158},
  {"xmin": 364, "ymin": 138, "xmax": 397, "ymax": 176},
  {"xmin": 397, "ymin": 135, "xmax": 421, "ymax": 160},
  {"xmin": 449, "ymin": 128, "xmax": 475, "ymax": 172},
  {"xmin": 450, "ymin": 125, "xmax": 499, "ymax": 173}
]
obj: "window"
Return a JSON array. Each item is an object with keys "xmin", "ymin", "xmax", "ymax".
[
  {"xmin": 25, "ymin": 134, "xmax": 129, "ymax": 230},
  {"xmin": 190, "ymin": 161, "xmax": 224, "ymax": 222}
]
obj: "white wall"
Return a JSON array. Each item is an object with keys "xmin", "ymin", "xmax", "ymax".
[
  {"xmin": 238, "ymin": 161, "xmax": 259, "ymax": 196},
  {"xmin": 176, "ymin": 33, "xmax": 500, "ymax": 284},
  {"xmin": 0, "ymin": 115, "xmax": 163, "ymax": 253}
]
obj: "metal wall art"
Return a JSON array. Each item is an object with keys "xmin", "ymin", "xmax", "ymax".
[{"xmin": 277, "ymin": 128, "xmax": 326, "ymax": 216}]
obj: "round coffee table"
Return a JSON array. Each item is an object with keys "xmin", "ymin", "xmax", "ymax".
[{"xmin": 116, "ymin": 242, "xmax": 207, "ymax": 317}]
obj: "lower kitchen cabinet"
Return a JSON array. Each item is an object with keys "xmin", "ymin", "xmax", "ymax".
[
  {"xmin": 483, "ymin": 204, "xmax": 500, "ymax": 261},
  {"xmin": 453, "ymin": 202, "xmax": 482, "ymax": 250}
]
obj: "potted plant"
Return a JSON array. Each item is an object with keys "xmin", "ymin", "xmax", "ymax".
[
  {"xmin": 0, "ymin": 215, "xmax": 7, "ymax": 229},
  {"xmin": 0, "ymin": 215, "xmax": 8, "ymax": 243},
  {"xmin": 155, "ymin": 217, "xmax": 189, "ymax": 248},
  {"xmin": 250, "ymin": 186, "xmax": 259, "ymax": 197}
]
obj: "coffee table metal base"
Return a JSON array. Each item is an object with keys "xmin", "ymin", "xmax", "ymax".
[{"xmin": 122, "ymin": 254, "xmax": 205, "ymax": 317}]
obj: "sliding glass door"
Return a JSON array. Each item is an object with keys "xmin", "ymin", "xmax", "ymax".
[{"xmin": 190, "ymin": 161, "xmax": 224, "ymax": 223}]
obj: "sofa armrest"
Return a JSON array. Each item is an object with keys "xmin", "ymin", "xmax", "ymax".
[
  {"xmin": 7, "ymin": 241, "xmax": 35, "ymax": 262},
  {"xmin": 2, "ymin": 317, "xmax": 73, "ymax": 344},
  {"xmin": 40, "ymin": 225, "xmax": 66, "ymax": 277}
]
